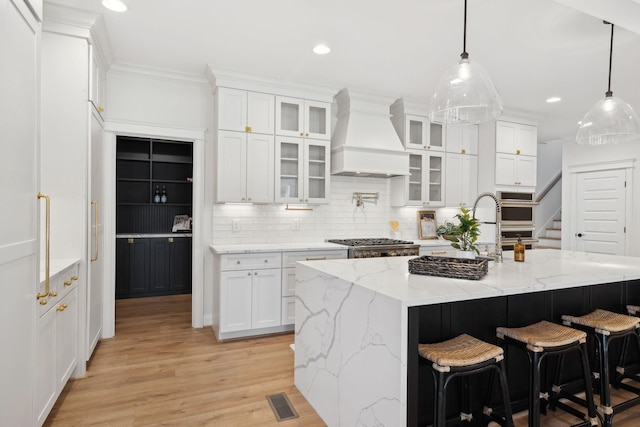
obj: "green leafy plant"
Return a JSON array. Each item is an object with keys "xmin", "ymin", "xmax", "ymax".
[
  {"xmin": 436, "ymin": 221, "xmax": 460, "ymax": 240},
  {"xmin": 450, "ymin": 208, "xmax": 480, "ymax": 254}
]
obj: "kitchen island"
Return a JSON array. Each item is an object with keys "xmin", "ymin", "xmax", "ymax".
[{"xmin": 293, "ymin": 249, "xmax": 640, "ymax": 426}]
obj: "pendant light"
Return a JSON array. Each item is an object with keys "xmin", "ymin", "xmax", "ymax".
[
  {"xmin": 429, "ymin": 0, "xmax": 502, "ymax": 125},
  {"xmin": 576, "ymin": 22, "xmax": 640, "ymax": 145}
]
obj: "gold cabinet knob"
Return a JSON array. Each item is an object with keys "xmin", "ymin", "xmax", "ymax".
[
  {"xmin": 236, "ymin": 260, "xmax": 240, "ymax": 264},
  {"xmin": 97, "ymin": 106, "xmax": 104, "ymax": 113},
  {"xmin": 168, "ymin": 237, "xmax": 174, "ymax": 243},
  {"xmin": 64, "ymin": 281, "xmax": 72, "ymax": 287},
  {"xmin": 57, "ymin": 303, "xmax": 68, "ymax": 312},
  {"xmin": 305, "ymin": 133, "xmax": 309, "ymax": 137},
  {"xmin": 254, "ymin": 272, "xmax": 258, "ymax": 275},
  {"xmin": 427, "ymin": 146, "xmax": 431, "ymax": 150},
  {"xmin": 461, "ymin": 149, "xmax": 466, "ymax": 154},
  {"xmin": 245, "ymin": 126, "xmax": 252, "ymax": 133},
  {"xmin": 71, "ymin": 276, "xmax": 78, "ymax": 281},
  {"xmin": 40, "ymin": 299, "xmax": 48, "ymax": 306},
  {"xmin": 248, "ymin": 198, "xmax": 252, "ymax": 201},
  {"xmin": 516, "ymin": 149, "xmax": 521, "ymax": 155},
  {"xmin": 49, "ymin": 291, "xmax": 57, "ymax": 297},
  {"xmin": 247, "ymin": 272, "xmax": 251, "ymax": 276},
  {"xmin": 300, "ymin": 132, "xmax": 304, "ymax": 136}
]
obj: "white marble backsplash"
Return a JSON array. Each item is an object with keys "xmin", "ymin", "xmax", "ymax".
[{"xmin": 212, "ymin": 176, "xmax": 469, "ymax": 245}]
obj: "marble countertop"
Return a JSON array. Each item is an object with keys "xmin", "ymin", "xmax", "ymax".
[
  {"xmin": 210, "ymin": 242, "xmax": 349, "ymax": 254},
  {"xmin": 210, "ymin": 238, "xmax": 492, "ymax": 254},
  {"xmin": 40, "ymin": 258, "xmax": 80, "ymax": 283},
  {"xmin": 297, "ymin": 249, "xmax": 640, "ymax": 308}
]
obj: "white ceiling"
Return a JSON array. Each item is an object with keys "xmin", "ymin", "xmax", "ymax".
[{"xmin": 47, "ymin": 0, "xmax": 640, "ymax": 142}]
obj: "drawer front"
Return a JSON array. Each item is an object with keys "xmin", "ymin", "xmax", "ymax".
[
  {"xmin": 220, "ymin": 253, "xmax": 282, "ymax": 271},
  {"xmin": 418, "ymin": 246, "xmax": 453, "ymax": 256},
  {"xmin": 38, "ymin": 274, "xmax": 61, "ymax": 318},
  {"xmin": 57, "ymin": 263, "xmax": 79, "ymax": 300},
  {"xmin": 282, "ymin": 249, "xmax": 347, "ymax": 269}
]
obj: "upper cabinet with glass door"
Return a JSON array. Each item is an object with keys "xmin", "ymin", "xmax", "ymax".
[
  {"xmin": 390, "ymin": 98, "xmax": 444, "ymax": 151},
  {"xmin": 275, "ymin": 96, "xmax": 331, "ymax": 140},
  {"xmin": 275, "ymin": 138, "xmax": 330, "ymax": 204}
]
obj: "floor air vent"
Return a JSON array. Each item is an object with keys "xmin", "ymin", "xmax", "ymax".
[{"xmin": 266, "ymin": 392, "xmax": 299, "ymax": 421}]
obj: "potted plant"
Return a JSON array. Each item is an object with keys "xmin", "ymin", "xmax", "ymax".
[
  {"xmin": 450, "ymin": 208, "xmax": 480, "ymax": 257},
  {"xmin": 436, "ymin": 221, "xmax": 460, "ymax": 241}
]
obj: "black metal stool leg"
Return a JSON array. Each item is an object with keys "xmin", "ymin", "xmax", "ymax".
[
  {"xmin": 578, "ymin": 342, "xmax": 599, "ymax": 426},
  {"xmin": 597, "ymin": 333, "xmax": 613, "ymax": 427},
  {"xmin": 530, "ymin": 350, "xmax": 542, "ymax": 427},
  {"xmin": 436, "ymin": 370, "xmax": 447, "ymax": 427},
  {"xmin": 496, "ymin": 360, "xmax": 515, "ymax": 427}
]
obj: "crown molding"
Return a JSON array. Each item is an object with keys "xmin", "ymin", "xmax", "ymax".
[{"xmin": 109, "ymin": 62, "xmax": 210, "ymax": 87}]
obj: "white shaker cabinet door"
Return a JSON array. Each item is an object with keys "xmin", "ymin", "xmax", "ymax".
[
  {"xmin": 251, "ymin": 269, "xmax": 282, "ymax": 329},
  {"xmin": 245, "ymin": 134, "xmax": 275, "ymax": 203},
  {"xmin": 247, "ymin": 92, "xmax": 275, "ymax": 135},
  {"xmin": 220, "ymin": 271, "xmax": 253, "ymax": 333},
  {"xmin": 217, "ymin": 87, "xmax": 248, "ymax": 132},
  {"xmin": 216, "ymin": 131, "xmax": 247, "ymax": 202},
  {"xmin": 0, "ymin": 2, "xmax": 39, "ymax": 426}
]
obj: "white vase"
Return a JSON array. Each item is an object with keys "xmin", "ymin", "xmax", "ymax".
[{"xmin": 456, "ymin": 250, "xmax": 476, "ymax": 259}]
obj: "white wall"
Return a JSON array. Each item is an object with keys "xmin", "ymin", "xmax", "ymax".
[{"xmin": 562, "ymin": 139, "xmax": 639, "ymax": 256}]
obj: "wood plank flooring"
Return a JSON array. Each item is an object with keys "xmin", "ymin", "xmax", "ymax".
[{"xmin": 45, "ymin": 294, "xmax": 640, "ymax": 426}]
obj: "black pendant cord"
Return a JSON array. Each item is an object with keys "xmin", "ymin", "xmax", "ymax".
[
  {"xmin": 606, "ymin": 22, "xmax": 614, "ymax": 97},
  {"xmin": 461, "ymin": 0, "xmax": 469, "ymax": 60}
]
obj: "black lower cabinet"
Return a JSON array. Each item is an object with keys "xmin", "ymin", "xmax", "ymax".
[{"xmin": 116, "ymin": 236, "xmax": 192, "ymax": 299}]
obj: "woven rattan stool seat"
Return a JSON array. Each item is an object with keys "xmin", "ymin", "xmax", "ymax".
[
  {"xmin": 496, "ymin": 320, "xmax": 586, "ymax": 352},
  {"xmin": 628, "ymin": 305, "xmax": 640, "ymax": 316},
  {"xmin": 562, "ymin": 309, "xmax": 640, "ymax": 334},
  {"xmin": 418, "ymin": 334, "xmax": 503, "ymax": 369}
]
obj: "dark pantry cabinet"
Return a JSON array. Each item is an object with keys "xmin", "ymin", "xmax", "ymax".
[
  {"xmin": 116, "ymin": 237, "xmax": 192, "ymax": 299},
  {"xmin": 115, "ymin": 136, "xmax": 193, "ymax": 299}
]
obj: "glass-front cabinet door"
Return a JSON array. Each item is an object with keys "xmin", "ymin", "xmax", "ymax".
[
  {"xmin": 275, "ymin": 138, "xmax": 329, "ymax": 204},
  {"xmin": 304, "ymin": 139, "xmax": 329, "ymax": 203},
  {"xmin": 404, "ymin": 152, "xmax": 445, "ymax": 207},
  {"xmin": 276, "ymin": 96, "xmax": 331, "ymax": 140},
  {"xmin": 275, "ymin": 138, "xmax": 303, "ymax": 203}
]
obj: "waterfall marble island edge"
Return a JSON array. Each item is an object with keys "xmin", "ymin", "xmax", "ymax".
[{"xmin": 293, "ymin": 249, "xmax": 640, "ymax": 426}]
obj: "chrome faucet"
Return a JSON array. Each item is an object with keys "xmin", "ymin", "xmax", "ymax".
[{"xmin": 472, "ymin": 192, "xmax": 502, "ymax": 263}]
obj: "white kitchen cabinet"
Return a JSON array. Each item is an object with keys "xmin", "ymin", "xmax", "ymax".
[
  {"xmin": 389, "ymin": 99, "xmax": 444, "ymax": 152},
  {"xmin": 275, "ymin": 137, "xmax": 330, "ymax": 204},
  {"xmin": 35, "ymin": 262, "xmax": 79, "ymax": 427},
  {"xmin": 445, "ymin": 125, "xmax": 479, "ymax": 155},
  {"xmin": 280, "ymin": 249, "xmax": 347, "ymax": 325},
  {"xmin": 275, "ymin": 96, "xmax": 331, "ymax": 140},
  {"xmin": 216, "ymin": 87, "xmax": 275, "ymax": 135},
  {"xmin": 216, "ymin": 130, "xmax": 274, "ymax": 203},
  {"xmin": 391, "ymin": 152, "xmax": 445, "ymax": 207},
  {"xmin": 217, "ymin": 252, "xmax": 282, "ymax": 335},
  {"xmin": 495, "ymin": 121, "xmax": 537, "ymax": 156},
  {"xmin": 89, "ymin": 45, "xmax": 106, "ymax": 117},
  {"xmin": 445, "ymin": 153, "xmax": 478, "ymax": 208},
  {"xmin": 1, "ymin": 2, "xmax": 39, "ymax": 425},
  {"xmin": 495, "ymin": 153, "xmax": 537, "ymax": 188}
]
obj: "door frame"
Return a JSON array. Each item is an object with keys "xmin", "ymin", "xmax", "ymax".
[
  {"xmin": 102, "ymin": 121, "xmax": 206, "ymax": 338},
  {"xmin": 567, "ymin": 159, "xmax": 634, "ymax": 254}
]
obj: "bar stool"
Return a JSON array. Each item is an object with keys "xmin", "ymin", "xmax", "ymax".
[
  {"xmin": 418, "ymin": 334, "xmax": 515, "ymax": 427},
  {"xmin": 562, "ymin": 309, "xmax": 640, "ymax": 427},
  {"xmin": 496, "ymin": 320, "xmax": 598, "ymax": 427}
]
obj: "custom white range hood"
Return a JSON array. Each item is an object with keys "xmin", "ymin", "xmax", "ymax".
[{"xmin": 331, "ymin": 89, "xmax": 409, "ymax": 177}]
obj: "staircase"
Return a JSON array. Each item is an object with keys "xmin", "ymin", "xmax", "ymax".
[{"xmin": 537, "ymin": 218, "xmax": 561, "ymax": 249}]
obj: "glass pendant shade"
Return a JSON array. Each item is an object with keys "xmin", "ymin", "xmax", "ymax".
[
  {"xmin": 429, "ymin": 56, "xmax": 503, "ymax": 125},
  {"xmin": 576, "ymin": 95, "xmax": 640, "ymax": 145}
]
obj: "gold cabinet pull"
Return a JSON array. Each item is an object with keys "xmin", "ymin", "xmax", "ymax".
[
  {"xmin": 57, "ymin": 303, "xmax": 68, "ymax": 312},
  {"xmin": 91, "ymin": 200, "xmax": 99, "ymax": 261},
  {"xmin": 37, "ymin": 193, "xmax": 51, "ymax": 300},
  {"xmin": 64, "ymin": 281, "xmax": 72, "ymax": 287},
  {"xmin": 305, "ymin": 257, "xmax": 327, "ymax": 261}
]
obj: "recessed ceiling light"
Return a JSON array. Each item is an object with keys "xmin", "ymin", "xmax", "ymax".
[
  {"xmin": 313, "ymin": 44, "xmax": 331, "ymax": 55},
  {"xmin": 102, "ymin": 0, "xmax": 127, "ymax": 12},
  {"xmin": 546, "ymin": 97, "xmax": 562, "ymax": 103}
]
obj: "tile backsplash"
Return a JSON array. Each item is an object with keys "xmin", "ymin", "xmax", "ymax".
[{"xmin": 211, "ymin": 176, "xmax": 466, "ymax": 245}]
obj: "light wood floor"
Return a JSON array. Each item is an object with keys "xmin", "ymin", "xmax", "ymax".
[{"xmin": 45, "ymin": 294, "xmax": 640, "ymax": 426}]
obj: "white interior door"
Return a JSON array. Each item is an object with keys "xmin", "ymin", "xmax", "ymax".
[
  {"xmin": 88, "ymin": 112, "xmax": 104, "ymax": 360},
  {"xmin": 574, "ymin": 169, "xmax": 627, "ymax": 255},
  {"xmin": 0, "ymin": 1, "xmax": 39, "ymax": 425}
]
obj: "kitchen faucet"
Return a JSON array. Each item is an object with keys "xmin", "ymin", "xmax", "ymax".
[{"xmin": 472, "ymin": 192, "xmax": 503, "ymax": 263}]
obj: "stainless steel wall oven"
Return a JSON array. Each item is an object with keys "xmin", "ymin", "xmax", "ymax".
[{"xmin": 497, "ymin": 191, "xmax": 537, "ymax": 249}]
